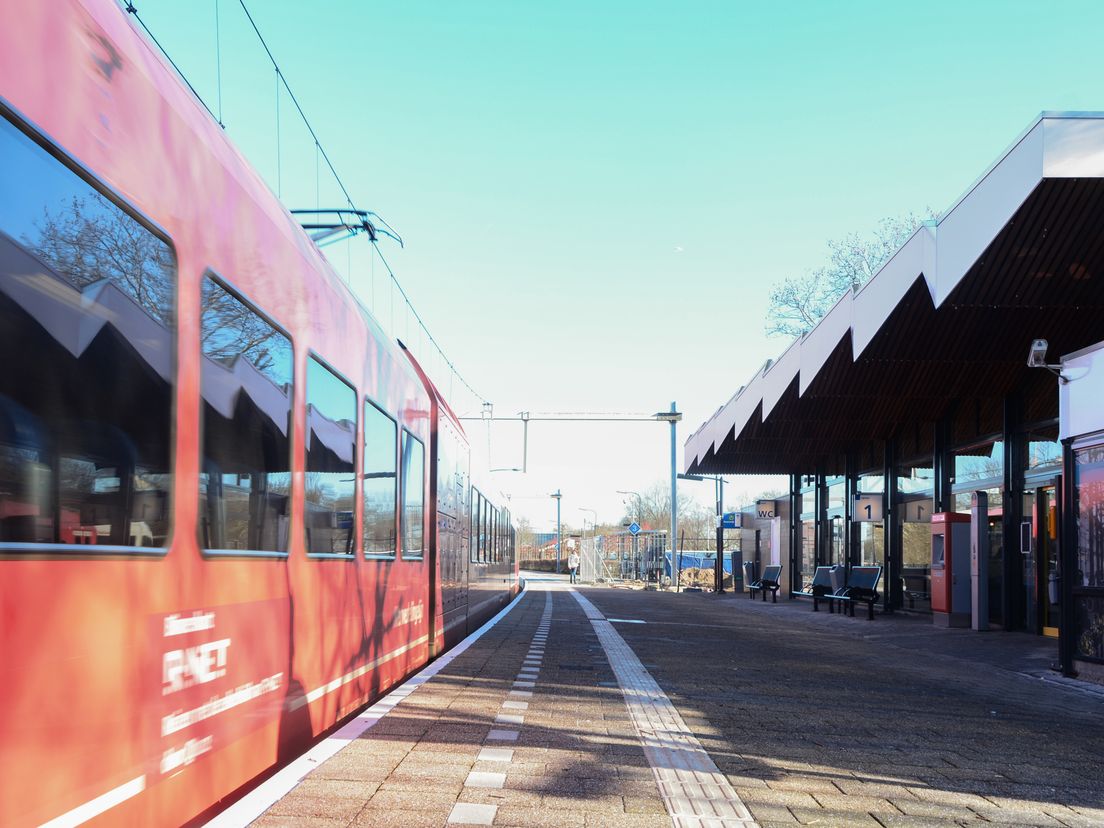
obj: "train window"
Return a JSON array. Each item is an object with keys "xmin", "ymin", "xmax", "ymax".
[
  {"xmin": 401, "ymin": 430, "xmax": 424, "ymax": 559},
  {"xmin": 363, "ymin": 399, "xmax": 396, "ymax": 558},
  {"xmin": 493, "ymin": 509, "xmax": 499, "ymax": 563},
  {"xmin": 470, "ymin": 489, "xmax": 480, "ymax": 563},
  {"xmin": 305, "ymin": 356, "xmax": 356, "ymax": 555},
  {"xmin": 0, "ymin": 114, "xmax": 174, "ymax": 551},
  {"xmin": 477, "ymin": 494, "xmax": 485, "ymax": 562},
  {"xmin": 482, "ymin": 495, "xmax": 490, "ymax": 563},
  {"xmin": 199, "ymin": 276, "xmax": 292, "ymax": 554}
]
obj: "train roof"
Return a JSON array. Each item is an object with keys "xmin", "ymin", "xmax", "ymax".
[{"xmin": 109, "ymin": 1, "xmax": 422, "ymax": 394}]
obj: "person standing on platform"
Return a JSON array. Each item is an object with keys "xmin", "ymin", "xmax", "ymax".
[{"xmin": 567, "ymin": 550, "xmax": 580, "ymax": 584}]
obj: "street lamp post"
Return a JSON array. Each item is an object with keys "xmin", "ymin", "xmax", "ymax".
[
  {"xmin": 616, "ymin": 490, "xmax": 641, "ymax": 523},
  {"xmin": 679, "ymin": 472, "xmax": 727, "ymax": 593},
  {"xmin": 654, "ymin": 403, "xmax": 683, "ymax": 584},
  {"xmin": 616, "ymin": 490, "xmax": 642, "ymax": 580},
  {"xmin": 551, "ymin": 490, "xmax": 562, "ymax": 573}
]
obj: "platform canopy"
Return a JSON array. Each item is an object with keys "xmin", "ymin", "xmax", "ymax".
[{"xmin": 687, "ymin": 113, "xmax": 1104, "ymax": 476}]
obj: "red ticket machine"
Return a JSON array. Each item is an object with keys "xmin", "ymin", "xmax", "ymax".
[{"xmin": 931, "ymin": 512, "xmax": 971, "ymax": 626}]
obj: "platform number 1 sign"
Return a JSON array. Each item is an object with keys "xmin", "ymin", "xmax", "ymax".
[{"xmin": 853, "ymin": 493, "xmax": 884, "ymax": 522}]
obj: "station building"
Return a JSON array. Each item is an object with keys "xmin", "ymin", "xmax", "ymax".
[{"xmin": 686, "ymin": 113, "xmax": 1104, "ymax": 679}]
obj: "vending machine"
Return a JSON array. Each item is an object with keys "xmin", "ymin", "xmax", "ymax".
[{"xmin": 931, "ymin": 512, "xmax": 971, "ymax": 627}]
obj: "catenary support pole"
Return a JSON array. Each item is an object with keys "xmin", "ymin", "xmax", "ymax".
[
  {"xmin": 669, "ymin": 401, "xmax": 678, "ymax": 585},
  {"xmin": 714, "ymin": 476, "xmax": 725, "ymax": 593},
  {"xmin": 555, "ymin": 490, "xmax": 562, "ymax": 574}
]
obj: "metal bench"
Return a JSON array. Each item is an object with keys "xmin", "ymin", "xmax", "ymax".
[
  {"xmin": 745, "ymin": 562, "xmax": 782, "ymax": 603},
  {"xmin": 832, "ymin": 565, "xmax": 882, "ymax": 620},
  {"xmin": 794, "ymin": 565, "xmax": 837, "ymax": 611}
]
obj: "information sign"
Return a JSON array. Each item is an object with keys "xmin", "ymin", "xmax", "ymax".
[
  {"xmin": 628, "ymin": 522, "xmax": 641, "ymax": 536},
  {"xmin": 853, "ymin": 493, "xmax": 884, "ymax": 522}
]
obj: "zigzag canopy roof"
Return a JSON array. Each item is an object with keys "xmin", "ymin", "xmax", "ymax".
[{"xmin": 687, "ymin": 113, "xmax": 1104, "ymax": 475}]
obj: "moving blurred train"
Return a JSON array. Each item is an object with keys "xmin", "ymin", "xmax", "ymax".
[{"xmin": 0, "ymin": 1, "xmax": 518, "ymax": 825}]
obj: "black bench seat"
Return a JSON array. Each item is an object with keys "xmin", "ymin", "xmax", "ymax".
[
  {"xmin": 744, "ymin": 563, "xmax": 782, "ymax": 603},
  {"xmin": 832, "ymin": 565, "xmax": 882, "ymax": 620},
  {"xmin": 794, "ymin": 565, "xmax": 837, "ymax": 612}
]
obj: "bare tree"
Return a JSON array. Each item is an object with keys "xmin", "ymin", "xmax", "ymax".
[
  {"xmin": 621, "ymin": 481, "xmax": 714, "ymax": 538},
  {"xmin": 200, "ymin": 280, "xmax": 290, "ymax": 381},
  {"xmin": 765, "ymin": 212, "xmax": 934, "ymax": 339},
  {"xmin": 27, "ymin": 192, "xmax": 290, "ymax": 385},
  {"xmin": 26, "ymin": 193, "xmax": 174, "ymax": 325}
]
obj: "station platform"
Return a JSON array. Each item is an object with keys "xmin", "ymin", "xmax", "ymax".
[{"xmin": 210, "ymin": 579, "xmax": 1104, "ymax": 828}]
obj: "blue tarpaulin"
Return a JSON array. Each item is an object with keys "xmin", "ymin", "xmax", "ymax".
[{"xmin": 664, "ymin": 551, "xmax": 734, "ymax": 578}]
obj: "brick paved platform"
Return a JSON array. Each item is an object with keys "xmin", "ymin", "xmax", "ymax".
[{"xmin": 229, "ymin": 578, "xmax": 1104, "ymax": 828}]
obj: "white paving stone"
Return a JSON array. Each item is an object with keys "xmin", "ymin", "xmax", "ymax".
[
  {"xmin": 448, "ymin": 802, "xmax": 497, "ymax": 825},
  {"xmin": 465, "ymin": 770, "xmax": 507, "ymax": 789},
  {"xmin": 571, "ymin": 590, "xmax": 756, "ymax": 827},
  {"xmin": 513, "ymin": 680, "xmax": 535, "ymax": 688},
  {"xmin": 477, "ymin": 747, "xmax": 514, "ymax": 762},
  {"xmin": 486, "ymin": 729, "xmax": 519, "ymax": 741},
  {"xmin": 495, "ymin": 713, "xmax": 524, "ymax": 725},
  {"xmin": 502, "ymin": 700, "xmax": 529, "ymax": 710},
  {"xmin": 509, "ymin": 690, "xmax": 533, "ymax": 698}
]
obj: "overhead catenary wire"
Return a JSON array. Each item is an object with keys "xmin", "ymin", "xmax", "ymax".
[
  {"xmin": 370, "ymin": 242, "xmax": 489, "ymax": 408},
  {"xmin": 124, "ymin": 4, "xmax": 221, "ymax": 126},
  {"xmin": 126, "ymin": 0, "xmax": 492, "ymax": 409},
  {"xmin": 274, "ymin": 69, "xmax": 281, "ymax": 197},
  {"xmin": 214, "ymin": 0, "xmax": 223, "ymax": 126},
  {"xmin": 236, "ymin": 0, "xmax": 358, "ymax": 216}
]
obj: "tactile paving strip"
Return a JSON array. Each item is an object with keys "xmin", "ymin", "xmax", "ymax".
[{"xmin": 571, "ymin": 590, "xmax": 757, "ymax": 828}]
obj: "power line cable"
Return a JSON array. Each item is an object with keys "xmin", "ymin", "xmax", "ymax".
[
  {"xmin": 236, "ymin": 0, "xmax": 358, "ymax": 215},
  {"xmin": 124, "ymin": 4, "xmax": 221, "ymax": 125},
  {"xmin": 214, "ymin": 0, "xmax": 223, "ymax": 126},
  {"xmin": 125, "ymin": 0, "xmax": 491, "ymax": 408},
  {"xmin": 371, "ymin": 242, "xmax": 489, "ymax": 406},
  {"xmin": 274, "ymin": 69, "xmax": 281, "ymax": 197}
]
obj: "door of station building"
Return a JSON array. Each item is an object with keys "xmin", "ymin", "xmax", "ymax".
[
  {"xmin": 1037, "ymin": 483, "xmax": 1061, "ymax": 637},
  {"xmin": 987, "ymin": 511, "xmax": 1004, "ymax": 627},
  {"xmin": 1022, "ymin": 481, "xmax": 1061, "ymax": 637}
]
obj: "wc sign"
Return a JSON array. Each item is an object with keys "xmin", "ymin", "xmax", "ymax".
[{"xmin": 756, "ymin": 500, "xmax": 776, "ymax": 520}]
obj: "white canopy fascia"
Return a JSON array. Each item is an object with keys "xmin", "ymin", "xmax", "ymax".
[{"xmin": 686, "ymin": 113, "xmax": 1104, "ymax": 472}]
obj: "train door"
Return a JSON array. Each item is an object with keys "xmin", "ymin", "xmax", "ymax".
[
  {"xmin": 435, "ymin": 420, "xmax": 470, "ymax": 650},
  {"xmin": 456, "ymin": 453, "xmax": 470, "ymax": 638}
]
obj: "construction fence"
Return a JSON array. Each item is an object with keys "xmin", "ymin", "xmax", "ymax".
[{"xmin": 575, "ymin": 533, "xmax": 742, "ymax": 589}]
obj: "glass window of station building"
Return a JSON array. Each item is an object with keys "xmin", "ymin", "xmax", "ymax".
[
  {"xmin": 785, "ymin": 420, "xmax": 1065, "ymax": 629},
  {"xmin": 684, "ymin": 113, "xmax": 1104, "ymax": 680}
]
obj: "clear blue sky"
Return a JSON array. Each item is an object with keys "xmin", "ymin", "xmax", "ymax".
[{"xmin": 134, "ymin": 0, "xmax": 1104, "ymax": 531}]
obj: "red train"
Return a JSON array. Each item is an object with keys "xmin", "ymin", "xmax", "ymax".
[{"xmin": 0, "ymin": 2, "xmax": 518, "ymax": 825}]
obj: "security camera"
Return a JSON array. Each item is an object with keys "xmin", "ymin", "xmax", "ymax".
[
  {"xmin": 1026, "ymin": 338, "xmax": 1070, "ymax": 384},
  {"xmin": 1027, "ymin": 339, "xmax": 1049, "ymax": 368}
]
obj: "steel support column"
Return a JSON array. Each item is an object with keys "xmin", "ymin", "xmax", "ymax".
[
  {"xmin": 933, "ymin": 415, "xmax": 953, "ymax": 514},
  {"xmin": 815, "ymin": 471, "xmax": 828, "ymax": 568},
  {"xmin": 790, "ymin": 473, "xmax": 802, "ymax": 595},
  {"xmin": 1003, "ymin": 394, "xmax": 1024, "ymax": 630},
  {"xmin": 884, "ymin": 439, "xmax": 900, "ymax": 612},
  {"xmin": 845, "ymin": 452, "xmax": 858, "ymax": 571}
]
